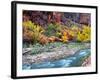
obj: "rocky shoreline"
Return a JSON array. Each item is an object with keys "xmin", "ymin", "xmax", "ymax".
[
  {"xmin": 23, "ymin": 42, "xmax": 90, "ymax": 65},
  {"xmin": 82, "ymin": 56, "xmax": 91, "ymax": 66}
]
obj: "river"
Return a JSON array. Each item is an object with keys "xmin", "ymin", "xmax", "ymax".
[{"xmin": 23, "ymin": 48, "xmax": 90, "ymax": 69}]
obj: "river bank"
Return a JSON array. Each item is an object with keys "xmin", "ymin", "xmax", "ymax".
[{"xmin": 22, "ymin": 42, "xmax": 90, "ymax": 65}]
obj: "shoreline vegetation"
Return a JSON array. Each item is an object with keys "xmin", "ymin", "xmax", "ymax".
[{"xmin": 22, "ymin": 11, "xmax": 91, "ymax": 68}]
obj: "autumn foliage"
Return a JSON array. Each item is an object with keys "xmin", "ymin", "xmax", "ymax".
[{"xmin": 23, "ymin": 11, "xmax": 91, "ymax": 45}]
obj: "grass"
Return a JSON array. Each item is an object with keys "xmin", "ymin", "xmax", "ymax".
[
  {"xmin": 30, "ymin": 42, "xmax": 64, "ymax": 55},
  {"xmin": 23, "ymin": 42, "xmax": 90, "ymax": 55},
  {"xmin": 67, "ymin": 42, "xmax": 88, "ymax": 49}
]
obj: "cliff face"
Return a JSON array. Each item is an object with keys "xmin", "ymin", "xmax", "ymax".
[{"xmin": 23, "ymin": 11, "xmax": 91, "ymax": 27}]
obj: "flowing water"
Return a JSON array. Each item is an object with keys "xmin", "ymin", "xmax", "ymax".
[{"xmin": 23, "ymin": 48, "xmax": 90, "ymax": 69}]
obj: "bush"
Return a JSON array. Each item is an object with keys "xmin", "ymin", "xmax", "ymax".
[
  {"xmin": 23, "ymin": 20, "xmax": 45, "ymax": 43},
  {"xmin": 77, "ymin": 25, "xmax": 91, "ymax": 42},
  {"xmin": 44, "ymin": 23, "xmax": 56, "ymax": 36}
]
